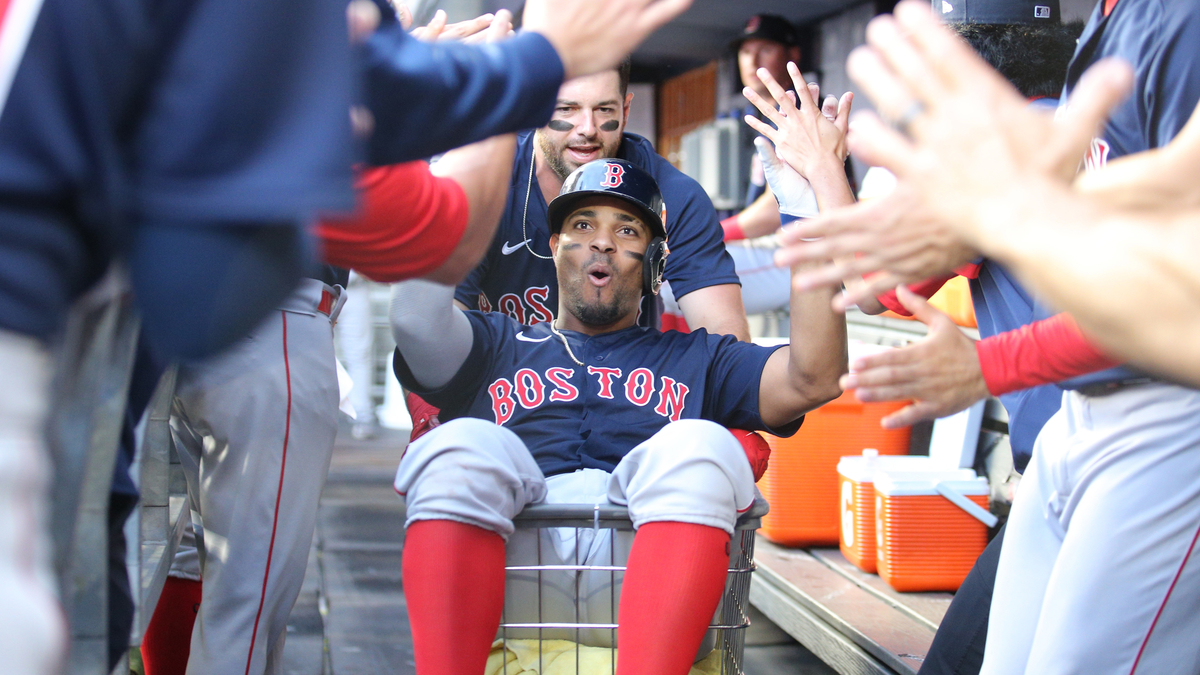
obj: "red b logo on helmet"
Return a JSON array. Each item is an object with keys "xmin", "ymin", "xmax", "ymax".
[{"xmin": 601, "ymin": 163, "xmax": 625, "ymax": 188}]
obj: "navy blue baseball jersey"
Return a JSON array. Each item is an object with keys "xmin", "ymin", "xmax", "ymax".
[
  {"xmin": 454, "ymin": 131, "xmax": 740, "ymax": 326},
  {"xmin": 968, "ymin": 260, "xmax": 1065, "ymax": 471},
  {"xmin": 1052, "ymin": 0, "xmax": 1200, "ymax": 391},
  {"xmin": 0, "ymin": 0, "xmax": 355, "ymax": 351},
  {"xmin": 959, "ymin": 100, "xmax": 1062, "ymax": 471},
  {"xmin": 394, "ymin": 312, "xmax": 801, "ymax": 477}
]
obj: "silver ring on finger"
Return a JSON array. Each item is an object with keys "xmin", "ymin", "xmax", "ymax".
[{"xmin": 892, "ymin": 100, "xmax": 925, "ymax": 135}]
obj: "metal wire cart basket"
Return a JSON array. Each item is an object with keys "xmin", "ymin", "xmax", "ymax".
[{"xmin": 495, "ymin": 495, "xmax": 769, "ymax": 675}]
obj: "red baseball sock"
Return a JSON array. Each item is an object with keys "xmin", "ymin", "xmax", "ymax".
[
  {"xmin": 142, "ymin": 576, "xmax": 202, "ymax": 675},
  {"xmin": 403, "ymin": 520, "xmax": 506, "ymax": 675},
  {"xmin": 616, "ymin": 522, "xmax": 731, "ymax": 675}
]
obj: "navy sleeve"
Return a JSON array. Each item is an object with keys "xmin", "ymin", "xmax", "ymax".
[
  {"xmin": 702, "ymin": 336, "xmax": 802, "ymax": 436},
  {"xmin": 648, "ymin": 156, "xmax": 741, "ymax": 299},
  {"xmin": 392, "ymin": 311, "xmax": 497, "ymax": 413},
  {"xmin": 135, "ymin": 0, "xmax": 357, "ymax": 222},
  {"xmin": 1144, "ymin": 7, "xmax": 1200, "ymax": 148},
  {"xmin": 363, "ymin": 27, "xmax": 565, "ymax": 165}
]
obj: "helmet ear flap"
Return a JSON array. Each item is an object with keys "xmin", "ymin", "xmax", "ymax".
[{"xmin": 643, "ymin": 237, "xmax": 669, "ymax": 295}]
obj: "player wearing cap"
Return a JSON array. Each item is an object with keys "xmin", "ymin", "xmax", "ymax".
[
  {"xmin": 408, "ymin": 60, "xmax": 755, "ymax": 443},
  {"xmin": 454, "ymin": 60, "xmax": 749, "ymax": 340},
  {"xmin": 388, "ymin": 153, "xmax": 848, "ymax": 675}
]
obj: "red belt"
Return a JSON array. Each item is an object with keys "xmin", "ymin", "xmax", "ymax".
[{"xmin": 317, "ymin": 288, "xmax": 336, "ymax": 317}]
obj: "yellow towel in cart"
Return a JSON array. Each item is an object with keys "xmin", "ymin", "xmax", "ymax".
[{"xmin": 484, "ymin": 639, "xmax": 723, "ymax": 675}]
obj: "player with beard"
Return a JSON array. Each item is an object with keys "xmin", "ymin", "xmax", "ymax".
[
  {"xmin": 403, "ymin": 60, "xmax": 753, "ymax": 442},
  {"xmin": 387, "ymin": 156, "xmax": 847, "ymax": 675},
  {"xmin": 453, "ymin": 60, "xmax": 748, "ymax": 340}
]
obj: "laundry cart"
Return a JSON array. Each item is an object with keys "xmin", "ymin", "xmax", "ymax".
[{"xmin": 493, "ymin": 496, "xmax": 769, "ymax": 675}]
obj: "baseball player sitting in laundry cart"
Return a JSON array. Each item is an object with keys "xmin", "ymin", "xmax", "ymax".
[{"xmin": 389, "ymin": 155, "xmax": 849, "ymax": 675}]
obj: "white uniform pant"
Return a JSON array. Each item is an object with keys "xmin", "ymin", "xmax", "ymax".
[
  {"xmin": 982, "ymin": 382, "xmax": 1200, "ymax": 675},
  {"xmin": 169, "ymin": 280, "xmax": 340, "ymax": 675},
  {"xmin": 0, "ymin": 329, "xmax": 64, "ymax": 675},
  {"xmin": 394, "ymin": 418, "xmax": 756, "ymax": 648},
  {"xmin": 335, "ymin": 272, "xmax": 377, "ymax": 426}
]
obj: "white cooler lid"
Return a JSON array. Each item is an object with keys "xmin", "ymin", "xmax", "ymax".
[
  {"xmin": 874, "ymin": 470, "xmax": 986, "ymax": 496},
  {"xmin": 837, "ymin": 455, "xmax": 946, "ymax": 482}
]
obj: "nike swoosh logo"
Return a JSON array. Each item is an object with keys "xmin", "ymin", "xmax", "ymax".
[
  {"xmin": 515, "ymin": 333, "xmax": 553, "ymax": 343},
  {"xmin": 501, "ymin": 239, "xmax": 532, "ymax": 255}
]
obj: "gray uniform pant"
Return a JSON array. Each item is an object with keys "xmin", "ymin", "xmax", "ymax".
[
  {"xmin": 394, "ymin": 417, "xmax": 757, "ymax": 648},
  {"xmin": 169, "ymin": 280, "xmax": 341, "ymax": 675},
  {"xmin": 983, "ymin": 382, "xmax": 1200, "ymax": 675}
]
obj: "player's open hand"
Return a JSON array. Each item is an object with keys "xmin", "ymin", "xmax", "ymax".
[
  {"xmin": 742, "ymin": 62, "xmax": 852, "ymax": 181},
  {"xmin": 770, "ymin": 0, "xmax": 1131, "ymax": 298},
  {"xmin": 408, "ymin": 9, "xmax": 512, "ymax": 44},
  {"xmin": 522, "ymin": 0, "xmax": 693, "ymax": 80},
  {"xmin": 838, "ymin": 1, "xmax": 1132, "ymax": 243},
  {"xmin": 841, "ymin": 286, "xmax": 989, "ymax": 428},
  {"xmin": 774, "ymin": 183, "xmax": 979, "ymax": 309}
]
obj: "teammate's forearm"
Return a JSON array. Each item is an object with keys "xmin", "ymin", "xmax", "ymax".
[
  {"xmin": 977, "ymin": 182, "xmax": 1200, "ymax": 386},
  {"xmin": 734, "ymin": 188, "xmax": 784, "ymax": 240},
  {"xmin": 786, "ymin": 264, "xmax": 847, "ymax": 405},
  {"xmin": 363, "ymin": 29, "xmax": 562, "ymax": 165},
  {"xmin": 425, "ymin": 134, "xmax": 518, "ymax": 284},
  {"xmin": 1075, "ymin": 103, "xmax": 1200, "ymax": 211},
  {"xmin": 806, "ymin": 157, "xmax": 856, "ymax": 214},
  {"xmin": 390, "ymin": 280, "xmax": 475, "ymax": 389}
]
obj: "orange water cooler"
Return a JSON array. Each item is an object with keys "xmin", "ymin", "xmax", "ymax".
[
  {"xmin": 759, "ymin": 391, "xmax": 911, "ymax": 547},
  {"xmin": 836, "ymin": 453, "xmax": 975, "ymax": 573},
  {"xmin": 874, "ymin": 471, "xmax": 994, "ymax": 592}
]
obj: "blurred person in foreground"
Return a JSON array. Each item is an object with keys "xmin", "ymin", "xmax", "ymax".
[{"xmin": 771, "ymin": 1, "xmax": 1200, "ymax": 673}]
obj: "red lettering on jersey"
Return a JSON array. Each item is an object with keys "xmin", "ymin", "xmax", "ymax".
[
  {"xmin": 587, "ymin": 366, "xmax": 623, "ymax": 399},
  {"xmin": 654, "ymin": 377, "xmax": 690, "ymax": 421},
  {"xmin": 1084, "ymin": 137, "xmax": 1111, "ymax": 172},
  {"xmin": 498, "ymin": 293, "xmax": 526, "ymax": 323},
  {"xmin": 546, "ymin": 367, "xmax": 579, "ymax": 402},
  {"xmin": 624, "ymin": 368, "xmax": 655, "ymax": 406},
  {"xmin": 514, "ymin": 368, "xmax": 546, "ymax": 409},
  {"xmin": 478, "ymin": 293, "xmax": 493, "ymax": 313},
  {"xmin": 488, "ymin": 378, "xmax": 517, "ymax": 425},
  {"xmin": 524, "ymin": 286, "xmax": 554, "ymax": 324},
  {"xmin": 601, "ymin": 163, "xmax": 625, "ymax": 188}
]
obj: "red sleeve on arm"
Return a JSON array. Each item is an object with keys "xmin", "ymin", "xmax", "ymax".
[
  {"xmin": 976, "ymin": 313, "xmax": 1123, "ymax": 395},
  {"xmin": 316, "ymin": 162, "xmax": 469, "ymax": 282},
  {"xmin": 874, "ymin": 272, "xmax": 957, "ymax": 316}
]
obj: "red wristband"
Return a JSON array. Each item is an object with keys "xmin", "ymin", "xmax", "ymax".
[
  {"xmin": 976, "ymin": 313, "xmax": 1121, "ymax": 396},
  {"xmin": 721, "ymin": 216, "xmax": 747, "ymax": 242}
]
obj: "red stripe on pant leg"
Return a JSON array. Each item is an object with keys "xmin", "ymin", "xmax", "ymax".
[
  {"xmin": 1130, "ymin": 519, "xmax": 1200, "ymax": 674},
  {"xmin": 245, "ymin": 312, "xmax": 292, "ymax": 675}
]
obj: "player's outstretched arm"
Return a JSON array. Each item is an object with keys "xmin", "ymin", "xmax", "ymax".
[
  {"xmin": 316, "ymin": 133, "xmax": 515, "ymax": 285},
  {"xmin": 390, "ymin": 279, "xmax": 474, "ymax": 390},
  {"xmin": 756, "ymin": 257, "xmax": 847, "ymax": 428},
  {"xmin": 1076, "ymin": 100, "xmax": 1200, "ymax": 211},
  {"xmin": 360, "ymin": 0, "xmax": 692, "ymax": 165},
  {"xmin": 360, "ymin": 6, "xmax": 559, "ymax": 165},
  {"xmin": 743, "ymin": 75, "xmax": 850, "ymax": 427},
  {"xmin": 424, "ymin": 133, "xmax": 518, "ymax": 284},
  {"xmin": 971, "ymin": 182, "xmax": 1200, "ymax": 389}
]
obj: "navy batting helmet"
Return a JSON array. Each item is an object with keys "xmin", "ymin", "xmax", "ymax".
[{"xmin": 546, "ymin": 159, "xmax": 667, "ymax": 241}]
